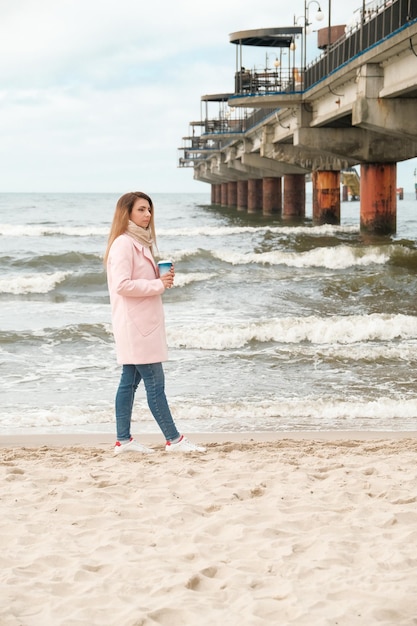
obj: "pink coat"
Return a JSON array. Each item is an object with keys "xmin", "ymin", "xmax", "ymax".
[{"xmin": 107, "ymin": 233, "xmax": 168, "ymax": 364}]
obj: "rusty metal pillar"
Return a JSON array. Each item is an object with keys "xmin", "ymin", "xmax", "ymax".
[
  {"xmin": 227, "ymin": 181, "xmax": 237, "ymax": 208},
  {"xmin": 213, "ymin": 184, "xmax": 221, "ymax": 204},
  {"xmin": 248, "ymin": 179, "xmax": 263, "ymax": 213},
  {"xmin": 283, "ymin": 174, "xmax": 305, "ymax": 220},
  {"xmin": 211, "ymin": 185, "xmax": 215, "ymax": 204},
  {"xmin": 221, "ymin": 182, "xmax": 228, "ymax": 207},
  {"xmin": 262, "ymin": 177, "xmax": 282, "ymax": 215},
  {"xmin": 342, "ymin": 185, "xmax": 348, "ymax": 202},
  {"xmin": 216, "ymin": 184, "xmax": 222, "ymax": 204},
  {"xmin": 360, "ymin": 163, "xmax": 397, "ymax": 234},
  {"xmin": 237, "ymin": 180, "xmax": 248, "ymax": 211},
  {"xmin": 312, "ymin": 171, "xmax": 340, "ymax": 225}
]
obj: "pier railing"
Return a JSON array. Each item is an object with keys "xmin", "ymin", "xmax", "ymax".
[
  {"xmin": 203, "ymin": 107, "xmax": 277, "ymax": 135},
  {"xmin": 232, "ymin": 0, "xmax": 416, "ymax": 96},
  {"xmin": 305, "ymin": 0, "xmax": 416, "ymax": 88},
  {"xmin": 234, "ymin": 67, "xmax": 302, "ymax": 96}
]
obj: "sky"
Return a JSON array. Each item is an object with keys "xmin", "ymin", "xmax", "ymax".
[{"xmin": 1, "ymin": 0, "xmax": 416, "ymax": 194}]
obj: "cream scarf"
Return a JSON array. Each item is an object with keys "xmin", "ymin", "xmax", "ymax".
[{"xmin": 126, "ymin": 220, "xmax": 154, "ymax": 251}]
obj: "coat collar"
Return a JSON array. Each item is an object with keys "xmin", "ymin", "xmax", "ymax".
[{"xmin": 127, "ymin": 235, "xmax": 157, "ymax": 270}]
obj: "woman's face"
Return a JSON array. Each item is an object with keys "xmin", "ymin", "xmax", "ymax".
[{"xmin": 130, "ymin": 197, "xmax": 152, "ymax": 229}]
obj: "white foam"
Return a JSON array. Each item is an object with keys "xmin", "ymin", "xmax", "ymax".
[
  {"xmin": 0, "ymin": 223, "xmax": 108, "ymax": 237},
  {"xmin": 213, "ymin": 245, "xmax": 391, "ymax": 269},
  {"xmin": 159, "ymin": 224, "xmax": 359, "ymax": 237},
  {"xmin": 2, "ymin": 396, "xmax": 416, "ymax": 433},
  {"xmin": 174, "ymin": 272, "xmax": 217, "ymax": 287},
  {"xmin": 167, "ymin": 313, "xmax": 417, "ymax": 350},
  {"xmin": 0, "ymin": 271, "xmax": 69, "ymax": 294}
]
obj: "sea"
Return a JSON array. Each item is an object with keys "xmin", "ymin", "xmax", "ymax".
[{"xmin": 1, "ymin": 191, "xmax": 417, "ymax": 435}]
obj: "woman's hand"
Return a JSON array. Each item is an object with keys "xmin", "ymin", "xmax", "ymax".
[{"xmin": 160, "ymin": 266, "xmax": 175, "ymax": 289}]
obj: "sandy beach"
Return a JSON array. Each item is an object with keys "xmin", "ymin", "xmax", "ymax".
[{"xmin": 1, "ymin": 431, "xmax": 417, "ymax": 626}]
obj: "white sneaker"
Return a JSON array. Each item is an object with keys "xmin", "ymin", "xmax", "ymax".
[
  {"xmin": 114, "ymin": 437, "xmax": 155, "ymax": 455},
  {"xmin": 165, "ymin": 435, "xmax": 206, "ymax": 453}
]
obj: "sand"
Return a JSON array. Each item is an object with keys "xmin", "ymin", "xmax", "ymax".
[{"xmin": 1, "ymin": 432, "xmax": 417, "ymax": 626}]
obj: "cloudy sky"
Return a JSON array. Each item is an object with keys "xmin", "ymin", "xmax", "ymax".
[{"xmin": 1, "ymin": 0, "xmax": 415, "ymax": 194}]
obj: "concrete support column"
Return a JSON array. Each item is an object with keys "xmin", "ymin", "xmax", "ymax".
[
  {"xmin": 312, "ymin": 170, "xmax": 341, "ymax": 225},
  {"xmin": 342, "ymin": 185, "xmax": 348, "ymax": 202},
  {"xmin": 227, "ymin": 181, "xmax": 237, "ymax": 208},
  {"xmin": 283, "ymin": 174, "xmax": 305, "ymax": 220},
  {"xmin": 221, "ymin": 182, "xmax": 228, "ymax": 207},
  {"xmin": 360, "ymin": 163, "xmax": 397, "ymax": 234},
  {"xmin": 262, "ymin": 177, "xmax": 282, "ymax": 215},
  {"xmin": 237, "ymin": 180, "xmax": 248, "ymax": 211},
  {"xmin": 248, "ymin": 179, "xmax": 263, "ymax": 213}
]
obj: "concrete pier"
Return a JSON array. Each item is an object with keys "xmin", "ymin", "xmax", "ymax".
[{"xmin": 179, "ymin": 2, "xmax": 417, "ymax": 234}]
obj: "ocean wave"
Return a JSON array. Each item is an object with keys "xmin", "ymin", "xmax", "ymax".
[
  {"xmin": 286, "ymin": 342, "xmax": 417, "ymax": 363},
  {"xmin": 0, "ymin": 266, "xmax": 207, "ymax": 295},
  {"xmin": 390, "ymin": 244, "xmax": 417, "ymax": 269},
  {"xmin": 1, "ymin": 221, "xmax": 357, "ymax": 240},
  {"xmin": 0, "ymin": 223, "xmax": 108, "ymax": 237},
  {"xmin": 0, "ymin": 323, "xmax": 114, "ymax": 348},
  {"xmin": 212, "ymin": 245, "xmax": 391, "ymax": 269},
  {"xmin": 5, "ymin": 251, "xmax": 103, "ymax": 270},
  {"xmin": 0, "ymin": 323, "xmax": 112, "ymax": 345},
  {"xmin": 0, "ymin": 271, "xmax": 70, "ymax": 294},
  {"xmin": 14, "ymin": 310, "xmax": 408, "ymax": 350},
  {"xmin": 3, "ymin": 314, "xmax": 416, "ymax": 355},
  {"xmin": 170, "ymin": 396, "xmax": 417, "ymax": 425},
  {"xmin": 0, "ymin": 266, "xmax": 107, "ymax": 295},
  {"xmin": 62, "ymin": 272, "xmax": 107, "ymax": 291},
  {"xmin": 0, "ymin": 253, "xmax": 103, "ymax": 280},
  {"xmin": 167, "ymin": 313, "xmax": 417, "ymax": 350},
  {"xmin": 2, "ymin": 396, "xmax": 417, "ymax": 433},
  {"xmin": 159, "ymin": 224, "xmax": 359, "ymax": 237},
  {"xmin": 174, "ymin": 272, "xmax": 217, "ymax": 287}
]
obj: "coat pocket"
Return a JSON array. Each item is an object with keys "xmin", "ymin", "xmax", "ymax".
[{"xmin": 127, "ymin": 297, "xmax": 162, "ymax": 337}]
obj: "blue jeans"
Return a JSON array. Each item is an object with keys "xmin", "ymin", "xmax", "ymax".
[{"xmin": 115, "ymin": 363, "xmax": 180, "ymax": 442}]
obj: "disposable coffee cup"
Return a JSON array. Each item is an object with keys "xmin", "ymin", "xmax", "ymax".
[{"xmin": 157, "ymin": 260, "xmax": 173, "ymax": 276}]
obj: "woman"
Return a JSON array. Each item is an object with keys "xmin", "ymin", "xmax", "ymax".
[{"xmin": 104, "ymin": 191, "xmax": 206, "ymax": 454}]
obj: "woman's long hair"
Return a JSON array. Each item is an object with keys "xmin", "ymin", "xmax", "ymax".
[{"xmin": 103, "ymin": 191, "xmax": 156, "ymax": 265}]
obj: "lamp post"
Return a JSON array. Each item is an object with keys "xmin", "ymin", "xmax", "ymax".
[
  {"xmin": 302, "ymin": 0, "xmax": 324, "ymax": 71},
  {"xmin": 274, "ymin": 49, "xmax": 286, "ymax": 88},
  {"xmin": 327, "ymin": 0, "xmax": 331, "ymax": 73},
  {"xmin": 360, "ymin": 0, "xmax": 365, "ymax": 51}
]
